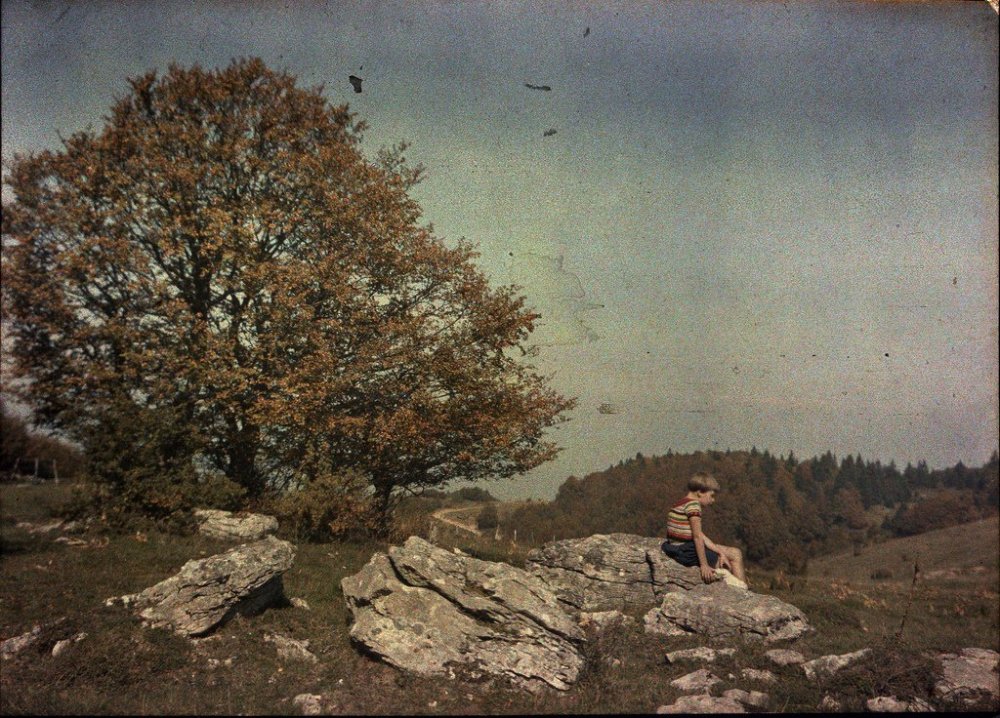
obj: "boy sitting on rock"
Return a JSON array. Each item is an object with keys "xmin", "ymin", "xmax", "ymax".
[{"xmin": 662, "ymin": 473, "xmax": 748, "ymax": 587}]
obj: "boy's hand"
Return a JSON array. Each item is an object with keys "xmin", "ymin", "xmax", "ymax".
[
  {"xmin": 700, "ymin": 565, "xmax": 717, "ymax": 583},
  {"xmin": 717, "ymin": 554, "xmax": 732, "ymax": 571}
]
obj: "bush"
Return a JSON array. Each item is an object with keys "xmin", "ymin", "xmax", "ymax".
[{"xmin": 269, "ymin": 468, "xmax": 377, "ymax": 541}]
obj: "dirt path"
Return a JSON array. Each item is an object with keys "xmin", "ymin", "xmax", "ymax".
[{"xmin": 431, "ymin": 505, "xmax": 482, "ymax": 536}]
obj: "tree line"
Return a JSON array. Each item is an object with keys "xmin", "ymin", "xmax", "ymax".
[{"xmin": 504, "ymin": 448, "xmax": 999, "ymax": 572}]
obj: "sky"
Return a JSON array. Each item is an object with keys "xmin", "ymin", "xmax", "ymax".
[{"xmin": 2, "ymin": 0, "xmax": 998, "ymax": 500}]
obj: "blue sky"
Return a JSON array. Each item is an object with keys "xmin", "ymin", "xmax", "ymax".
[{"xmin": 2, "ymin": 1, "xmax": 997, "ymax": 499}]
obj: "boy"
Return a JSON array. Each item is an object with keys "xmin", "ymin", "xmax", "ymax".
[{"xmin": 662, "ymin": 473, "xmax": 747, "ymax": 586}]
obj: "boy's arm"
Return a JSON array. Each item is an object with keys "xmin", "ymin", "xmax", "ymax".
[
  {"xmin": 688, "ymin": 516, "xmax": 717, "ymax": 583},
  {"xmin": 694, "ymin": 526, "xmax": 733, "ymax": 571}
]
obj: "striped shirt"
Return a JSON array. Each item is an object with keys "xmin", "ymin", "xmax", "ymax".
[{"xmin": 666, "ymin": 498, "xmax": 702, "ymax": 542}]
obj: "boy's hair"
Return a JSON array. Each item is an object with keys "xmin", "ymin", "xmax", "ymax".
[{"xmin": 688, "ymin": 473, "xmax": 721, "ymax": 492}]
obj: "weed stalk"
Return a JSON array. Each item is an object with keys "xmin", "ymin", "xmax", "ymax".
[{"xmin": 895, "ymin": 554, "xmax": 920, "ymax": 640}]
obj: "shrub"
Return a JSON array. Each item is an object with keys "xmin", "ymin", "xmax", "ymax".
[
  {"xmin": 269, "ymin": 468, "xmax": 377, "ymax": 541},
  {"xmin": 476, "ymin": 503, "xmax": 499, "ymax": 531}
]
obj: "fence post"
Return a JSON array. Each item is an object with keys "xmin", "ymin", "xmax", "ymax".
[
  {"xmin": 53, "ymin": 459, "xmax": 59, "ymax": 483},
  {"xmin": 34, "ymin": 457, "xmax": 39, "ymax": 479}
]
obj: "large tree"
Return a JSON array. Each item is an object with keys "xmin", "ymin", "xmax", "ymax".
[{"xmin": 2, "ymin": 58, "xmax": 573, "ymax": 521}]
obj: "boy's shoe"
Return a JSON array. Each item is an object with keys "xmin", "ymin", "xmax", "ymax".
[{"xmin": 714, "ymin": 568, "xmax": 749, "ymax": 590}]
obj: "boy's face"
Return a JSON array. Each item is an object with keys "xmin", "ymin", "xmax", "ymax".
[{"xmin": 698, "ymin": 489, "xmax": 717, "ymax": 505}]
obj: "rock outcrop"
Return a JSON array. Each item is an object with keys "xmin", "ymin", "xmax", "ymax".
[
  {"xmin": 524, "ymin": 533, "xmax": 701, "ymax": 612},
  {"xmin": 194, "ymin": 509, "xmax": 278, "ymax": 541},
  {"xmin": 107, "ymin": 535, "xmax": 294, "ymax": 636},
  {"xmin": 341, "ymin": 536, "xmax": 585, "ymax": 692},
  {"xmin": 644, "ymin": 582, "xmax": 811, "ymax": 642}
]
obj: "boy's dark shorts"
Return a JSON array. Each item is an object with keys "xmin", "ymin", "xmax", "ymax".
[{"xmin": 661, "ymin": 540, "xmax": 720, "ymax": 568}]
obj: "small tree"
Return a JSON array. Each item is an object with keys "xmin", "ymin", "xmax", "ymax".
[
  {"xmin": 2, "ymin": 58, "xmax": 574, "ymax": 526},
  {"xmin": 476, "ymin": 502, "xmax": 499, "ymax": 531}
]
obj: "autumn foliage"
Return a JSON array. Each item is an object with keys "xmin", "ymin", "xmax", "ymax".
[{"xmin": 2, "ymin": 58, "xmax": 573, "ymax": 529}]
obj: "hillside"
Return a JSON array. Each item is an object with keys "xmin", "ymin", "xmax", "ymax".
[
  {"xmin": 2, "ymin": 482, "xmax": 997, "ymax": 714},
  {"xmin": 810, "ymin": 515, "xmax": 1000, "ymax": 586},
  {"xmin": 503, "ymin": 449, "xmax": 998, "ymax": 572}
]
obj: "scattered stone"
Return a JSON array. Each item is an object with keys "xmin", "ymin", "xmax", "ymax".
[
  {"xmin": 819, "ymin": 694, "xmax": 842, "ymax": 711},
  {"xmin": 933, "ymin": 647, "xmax": 999, "ymax": 704},
  {"xmin": 866, "ymin": 695, "xmax": 934, "ymax": 712},
  {"xmin": 656, "ymin": 694, "xmax": 745, "ymax": 713},
  {"xmin": 766, "ymin": 647, "xmax": 805, "ymax": 666},
  {"xmin": 265, "ymin": 633, "xmax": 318, "ymax": 663},
  {"xmin": 290, "ymin": 597, "xmax": 311, "ymax": 611},
  {"xmin": 17, "ymin": 519, "xmax": 64, "ymax": 534},
  {"xmin": 664, "ymin": 646, "xmax": 735, "ymax": 664},
  {"xmin": 206, "ymin": 657, "xmax": 234, "ymax": 669},
  {"xmin": 801, "ymin": 648, "xmax": 871, "ymax": 680},
  {"xmin": 741, "ymin": 668, "xmax": 777, "ymax": 684},
  {"xmin": 53, "ymin": 536, "xmax": 88, "ymax": 546},
  {"xmin": 107, "ymin": 536, "xmax": 295, "ymax": 637},
  {"xmin": 1, "ymin": 625, "xmax": 42, "ymax": 660},
  {"xmin": 723, "ymin": 688, "xmax": 769, "ymax": 708},
  {"xmin": 646, "ymin": 583, "xmax": 811, "ymax": 642},
  {"xmin": 525, "ymin": 533, "xmax": 703, "ymax": 612},
  {"xmin": 51, "ymin": 632, "xmax": 87, "ymax": 657},
  {"xmin": 670, "ymin": 668, "xmax": 721, "ymax": 692},
  {"xmin": 342, "ymin": 536, "xmax": 585, "ymax": 692},
  {"xmin": 645, "ymin": 609, "xmax": 690, "ymax": 637},
  {"xmin": 194, "ymin": 508, "xmax": 278, "ymax": 541},
  {"xmin": 578, "ymin": 610, "xmax": 634, "ymax": 632},
  {"xmin": 292, "ymin": 693, "xmax": 326, "ymax": 716}
]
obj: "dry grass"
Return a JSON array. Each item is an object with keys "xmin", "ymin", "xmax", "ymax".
[
  {"xmin": 809, "ymin": 515, "xmax": 999, "ymax": 587},
  {"xmin": 2, "ymin": 483, "xmax": 998, "ymax": 714}
]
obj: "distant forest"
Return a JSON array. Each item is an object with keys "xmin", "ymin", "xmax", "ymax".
[{"xmin": 505, "ymin": 448, "xmax": 999, "ymax": 572}]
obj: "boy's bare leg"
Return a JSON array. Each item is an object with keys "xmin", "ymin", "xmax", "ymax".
[{"xmin": 715, "ymin": 545, "xmax": 746, "ymax": 584}]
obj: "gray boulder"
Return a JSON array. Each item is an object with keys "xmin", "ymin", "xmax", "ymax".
[
  {"xmin": 194, "ymin": 508, "xmax": 278, "ymax": 541},
  {"xmin": 645, "ymin": 582, "xmax": 811, "ymax": 642},
  {"xmin": 524, "ymin": 533, "xmax": 701, "ymax": 612},
  {"xmin": 1, "ymin": 625, "xmax": 42, "ymax": 660},
  {"xmin": 657, "ymin": 694, "xmax": 745, "ymax": 713},
  {"xmin": 741, "ymin": 667, "xmax": 777, "ymax": 684},
  {"xmin": 664, "ymin": 646, "xmax": 735, "ymax": 664},
  {"xmin": 934, "ymin": 647, "xmax": 999, "ymax": 704},
  {"xmin": 866, "ymin": 695, "xmax": 934, "ymax": 712},
  {"xmin": 670, "ymin": 667, "xmax": 721, "ymax": 691},
  {"xmin": 723, "ymin": 689, "xmax": 769, "ymax": 709},
  {"xmin": 801, "ymin": 648, "xmax": 871, "ymax": 680},
  {"xmin": 765, "ymin": 648, "xmax": 805, "ymax": 666},
  {"xmin": 341, "ymin": 536, "xmax": 584, "ymax": 692},
  {"xmin": 107, "ymin": 535, "xmax": 294, "ymax": 636}
]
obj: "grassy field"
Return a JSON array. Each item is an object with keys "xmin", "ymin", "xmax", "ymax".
[
  {"xmin": 809, "ymin": 515, "xmax": 999, "ymax": 586},
  {"xmin": 1, "ymin": 483, "xmax": 997, "ymax": 715}
]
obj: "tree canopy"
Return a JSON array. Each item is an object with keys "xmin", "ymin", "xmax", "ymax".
[{"xmin": 1, "ymin": 58, "xmax": 574, "ymax": 524}]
